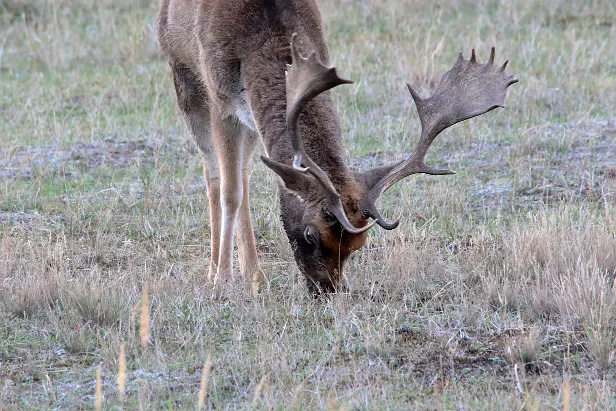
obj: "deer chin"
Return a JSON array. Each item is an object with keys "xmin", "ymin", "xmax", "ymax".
[
  {"xmin": 296, "ymin": 256, "xmax": 343, "ymax": 295},
  {"xmin": 294, "ymin": 243, "xmax": 358, "ymax": 295}
]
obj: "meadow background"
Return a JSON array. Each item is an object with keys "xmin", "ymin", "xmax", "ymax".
[{"xmin": 1, "ymin": 0, "xmax": 615, "ymax": 408}]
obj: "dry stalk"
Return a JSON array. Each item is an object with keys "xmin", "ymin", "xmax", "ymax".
[
  {"xmin": 603, "ymin": 188, "xmax": 614, "ymax": 236},
  {"xmin": 45, "ymin": 374, "xmax": 56, "ymax": 404},
  {"xmin": 140, "ymin": 286, "xmax": 149, "ymax": 348},
  {"xmin": 251, "ymin": 374, "xmax": 267, "ymax": 408},
  {"xmin": 563, "ymin": 375, "xmax": 571, "ymax": 411},
  {"xmin": 118, "ymin": 343, "xmax": 126, "ymax": 398},
  {"xmin": 197, "ymin": 353, "xmax": 212, "ymax": 410},
  {"xmin": 95, "ymin": 364, "xmax": 103, "ymax": 411},
  {"xmin": 513, "ymin": 363, "xmax": 524, "ymax": 395}
]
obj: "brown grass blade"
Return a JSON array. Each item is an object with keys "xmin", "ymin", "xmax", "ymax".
[
  {"xmin": 197, "ymin": 353, "xmax": 212, "ymax": 411},
  {"xmin": 95, "ymin": 364, "xmax": 103, "ymax": 411},
  {"xmin": 118, "ymin": 343, "xmax": 126, "ymax": 398},
  {"xmin": 251, "ymin": 374, "xmax": 267, "ymax": 408},
  {"xmin": 563, "ymin": 375, "xmax": 571, "ymax": 411},
  {"xmin": 140, "ymin": 286, "xmax": 149, "ymax": 348}
]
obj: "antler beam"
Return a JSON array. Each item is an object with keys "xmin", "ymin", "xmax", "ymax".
[
  {"xmin": 269, "ymin": 34, "xmax": 375, "ymax": 234},
  {"xmin": 360, "ymin": 47, "xmax": 518, "ymax": 229}
]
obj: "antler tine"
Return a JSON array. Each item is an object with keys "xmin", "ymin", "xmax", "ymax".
[
  {"xmin": 283, "ymin": 33, "xmax": 372, "ymax": 235},
  {"xmin": 488, "ymin": 47, "xmax": 495, "ymax": 65},
  {"xmin": 360, "ymin": 47, "xmax": 518, "ymax": 229}
]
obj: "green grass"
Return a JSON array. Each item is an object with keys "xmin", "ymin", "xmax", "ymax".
[{"xmin": 1, "ymin": 0, "xmax": 616, "ymax": 409}]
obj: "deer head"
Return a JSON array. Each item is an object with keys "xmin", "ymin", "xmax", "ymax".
[{"xmin": 263, "ymin": 35, "xmax": 517, "ymax": 294}]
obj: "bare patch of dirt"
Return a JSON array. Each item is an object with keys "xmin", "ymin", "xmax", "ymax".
[
  {"xmin": 386, "ymin": 325, "xmax": 605, "ymax": 389},
  {"xmin": 0, "ymin": 135, "xmax": 192, "ymax": 181},
  {"xmin": 0, "ymin": 211, "xmax": 40, "ymax": 225},
  {"xmin": 511, "ymin": 118, "xmax": 616, "ymax": 207},
  {"xmin": 351, "ymin": 118, "xmax": 616, "ymax": 213},
  {"xmin": 0, "ymin": 211, "xmax": 65, "ymax": 228},
  {"xmin": 349, "ymin": 150, "xmax": 409, "ymax": 170}
]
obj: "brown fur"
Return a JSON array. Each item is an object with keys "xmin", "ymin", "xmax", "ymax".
[
  {"xmin": 157, "ymin": 0, "xmax": 374, "ymax": 293},
  {"xmin": 156, "ymin": 0, "xmax": 517, "ymax": 295}
]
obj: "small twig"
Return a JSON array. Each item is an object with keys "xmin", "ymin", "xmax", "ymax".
[{"xmin": 513, "ymin": 363, "xmax": 524, "ymax": 394}]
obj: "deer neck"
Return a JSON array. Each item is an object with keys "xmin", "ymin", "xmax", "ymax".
[{"xmin": 241, "ymin": 49, "xmax": 355, "ymax": 191}]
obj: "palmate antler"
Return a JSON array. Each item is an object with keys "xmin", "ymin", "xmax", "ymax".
[
  {"xmin": 265, "ymin": 36, "xmax": 517, "ymax": 234},
  {"xmin": 264, "ymin": 34, "xmax": 375, "ymax": 234},
  {"xmin": 359, "ymin": 47, "xmax": 518, "ymax": 229}
]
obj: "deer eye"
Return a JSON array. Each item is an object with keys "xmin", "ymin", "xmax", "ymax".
[{"xmin": 303, "ymin": 226, "xmax": 319, "ymax": 245}]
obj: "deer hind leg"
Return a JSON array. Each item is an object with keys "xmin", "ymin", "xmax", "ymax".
[
  {"xmin": 170, "ymin": 63, "xmax": 221, "ymax": 281},
  {"xmin": 235, "ymin": 129, "xmax": 266, "ymax": 294}
]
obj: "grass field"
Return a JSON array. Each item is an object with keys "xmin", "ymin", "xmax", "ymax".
[{"xmin": 1, "ymin": 0, "xmax": 615, "ymax": 408}]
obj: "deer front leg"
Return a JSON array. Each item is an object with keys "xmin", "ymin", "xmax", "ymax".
[
  {"xmin": 235, "ymin": 130, "xmax": 267, "ymax": 295},
  {"xmin": 210, "ymin": 114, "xmax": 245, "ymax": 287}
]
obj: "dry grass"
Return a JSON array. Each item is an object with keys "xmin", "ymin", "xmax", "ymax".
[
  {"xmin": 1, "ymin": 0, "xmax": 615, "ymax": 408},
  {"xmin": 118, "ymin": 342, "xmax": 126, "ymax": 398},
  {"xmin": 197, "ymin": 353, "xmax": 212, "ymax": 410},
  {"xmin": 95, "ymin": 364, "xmax": 103, "ymax": 411}
]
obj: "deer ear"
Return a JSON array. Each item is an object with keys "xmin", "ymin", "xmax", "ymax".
[{"xmin": 261, "ymin": 156, "xmax": 314, "ymax": 196}]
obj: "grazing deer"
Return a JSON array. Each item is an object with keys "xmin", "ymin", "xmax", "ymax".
[{"xmin": 156, "ymin": 0, "xmax": 517, "ymax": 294}]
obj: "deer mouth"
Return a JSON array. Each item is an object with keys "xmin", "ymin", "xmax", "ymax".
[{"xmin": 302, "ymin": 265, "xmax": 351, "ymax": 295}]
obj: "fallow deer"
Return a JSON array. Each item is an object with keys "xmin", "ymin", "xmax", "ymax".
[{"xmin": 156, "ymin": 0, "xmax": 517, "ymax": 294}]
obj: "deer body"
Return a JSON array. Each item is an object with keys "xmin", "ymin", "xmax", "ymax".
[{"xmin": 157, "ymin": 0, "xmax": 517, "ymax": 294}]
